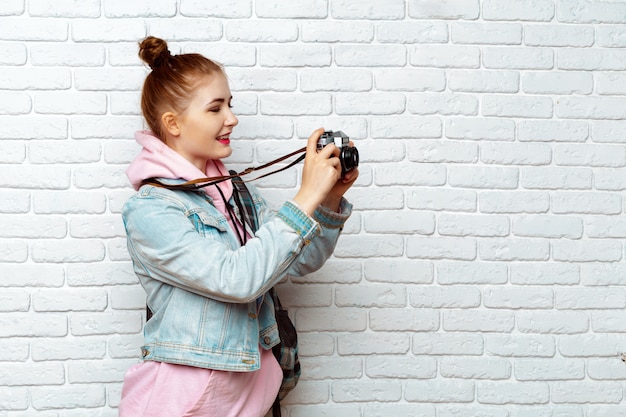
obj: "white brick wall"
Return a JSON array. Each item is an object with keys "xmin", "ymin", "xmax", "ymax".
[{"xmin": 1, "ymin": 1, "xmax": 626, "ymax": 416}]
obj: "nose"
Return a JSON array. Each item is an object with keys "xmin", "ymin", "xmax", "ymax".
[{"xmin": 225, "ymin": 108, "xmax": 238, "ymax": 127}]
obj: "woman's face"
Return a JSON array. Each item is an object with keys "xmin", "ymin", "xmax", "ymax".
[{"xmin": 166, "ymin": 73, "xmax": 238, "ymax": 171}]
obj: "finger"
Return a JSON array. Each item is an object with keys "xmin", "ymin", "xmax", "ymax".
[
  {"xmin": 319, "ymin": 143, "xmax": 339, "ymax": 158},
  {"xmin": 306, "ymin": 127, "xmax": 325, "ymax": 156}
]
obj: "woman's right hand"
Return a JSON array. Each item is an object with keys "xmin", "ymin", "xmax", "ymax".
[{"xmin": 292, "ymin": 128, "xmax": 342, "ymax": 216}]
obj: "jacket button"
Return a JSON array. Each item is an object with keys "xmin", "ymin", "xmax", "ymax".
[
  {"xmin": 248, "ymin": 313, "xmax": 257, "ymax": 319},
  {"xmin": 141, "ymin": 349, "xmax": 149, "ymax": 357},
  {"xmin": 264, "ymin": 336, "xmax": 271, "ymax": 344}
]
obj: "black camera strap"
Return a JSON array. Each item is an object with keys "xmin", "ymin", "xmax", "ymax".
[{"xmin": 141, "ymin": 146, "xmax": 306, "ymax": 191}]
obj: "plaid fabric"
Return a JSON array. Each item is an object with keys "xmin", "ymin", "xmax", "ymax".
[
  {"xmin": 229, "ymin": 173, "xmax": 301, "ymax": 405},
  {"xmin": 271, "ymin": 288, "xmax": 301, "ymax": 401}
]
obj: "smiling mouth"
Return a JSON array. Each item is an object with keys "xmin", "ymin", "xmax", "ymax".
[{"xmin": 216, "ymin": 134, "xmax": 231, "ymax": 144}]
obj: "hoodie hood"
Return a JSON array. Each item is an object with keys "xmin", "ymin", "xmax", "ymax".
[{"xmin": 126, "ymin": 130, "xmax": 233, "ymax": 216}]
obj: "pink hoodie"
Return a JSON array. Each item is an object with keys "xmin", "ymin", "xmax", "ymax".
[{"xmin": 126, "ymin": 130, "xmax": 234, "ymax": 219}]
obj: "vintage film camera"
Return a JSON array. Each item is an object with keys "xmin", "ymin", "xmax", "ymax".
[{"xmin": 316, "ymin": 130, "xmax": 359, "ymax": 178}]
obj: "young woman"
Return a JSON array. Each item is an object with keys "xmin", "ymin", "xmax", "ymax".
[{"xmin": 118, "ymin": 37, "xmax": 358, "ymax": 417}]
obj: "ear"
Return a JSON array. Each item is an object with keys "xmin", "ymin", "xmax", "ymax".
[{"xmin": 161, "ymin": 112, "xmax": 181, "ymax": 137}]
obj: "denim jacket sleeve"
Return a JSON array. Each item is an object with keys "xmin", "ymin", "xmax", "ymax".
[{"xmin": 122, "ymin": 185, "xmax": 351, "ymax": 304}]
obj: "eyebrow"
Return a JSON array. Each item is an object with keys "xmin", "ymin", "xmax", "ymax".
[{"xmin": 207, "ymin": 96, "xmax": 233, "ymax": 105}]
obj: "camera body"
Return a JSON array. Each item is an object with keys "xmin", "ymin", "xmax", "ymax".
[{"xmin": 316, "ymin": 130, "xmax": 359, "ymax": 177}]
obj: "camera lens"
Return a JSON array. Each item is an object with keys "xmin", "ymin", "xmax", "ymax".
[{"xmin": 340, "ymin": 146, "xmax": 359, "ymax": 177}]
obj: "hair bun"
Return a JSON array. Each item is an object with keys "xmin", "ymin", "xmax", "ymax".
[{"xmin": 138, "ymin": 36, "xmax": 172, "ymax": 70}]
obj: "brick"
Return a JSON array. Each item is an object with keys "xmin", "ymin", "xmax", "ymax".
[
  {"xmin": 378, "ymin": 21, "xmax": 448, "ymax": 44},
  {"xmin": 551, "ymin": 382, "xmax": 623, "ymax": 404},
  {"xmin": 31, "ymin": 384, "xmax": 105, "ymax": 410},
  {"xmin": 227, "ymin": 20, "xmax": 297, "ymax": 43},
  {"xmin": 449, "ymin": 70, "xmax": 519, "ymax": 93},
  {"xmin": 338, "ymin": 333, "xmax": 410, "ymax": 355},
  {"xmin": 483, "ymin": 0, "xmax": 555, "ymax": 21},
  {"xmin": 375, "ymin": 69, "xmax": 446, "ymax": 92},
  {"xmin": 405, "ymin": 380, "xmax": 475, "ymax": 403},
  {"xmin": 260, "ymin": 44, "xmax": 331, "ymax": 67},
  {"xmin": 371, "ymin": 116, "xmax": 442, "ymax": 138},
  {"xmin": 480, "ymin": 191, "xmax": 550, "ymax": 214},
  {"xmin": 557, "ymin": 97, "xmax": 626, "ymax": 120},
  {"xmin": 443, "ymin": 310, "xmax": 515, "ymax": 332},
  {"xmin": 412, "ymin": 333, "xmax": 484, "ymax": 355},
  {"xmin": 437, "ymin": 262, "xmax": 508, "ymax": 285},
  {"xmin": 597, "ymin": 25, "xmax": 626, "ymax": 48},
  {"xmin": 516, "ymin": 311, "xmax": 588, "ymax": 334},
  {"xmin": 104, "ymin": 0, "xmax": 177, "ymax": 17},
  {"xmin": 0, "ymin": 142, "xmax": 26, "ymax": 164},
  {"xmin": 335, "ymin": 285, "xmax": 407, "ymax": 307},
  {"xmin": 520, "ymin": 167, "xmax": 592, "ymax": 190},
  {"xmin": 0, "ymin": 362, "xmax": 64, "ymax": 386},
  {"xmin": 33, "ymin": 289, "xmax": 108, "ymax": 312},
  {"xmin": 483, "ymin": 47, "xmax": 553, "ymax": 70},
  {"xmin": 407, "ymin": 93, "xmax": 479, "ymax": 116},
  {"xmin": 31, "ymin": 43, "xmax": 106, "ymax": 66},
  {"xmin": 446, "ymin": 117, "xmax": 515, "ymax": 140},
  {"xmin": 29, "ymin": 0, "xmax": 100, "ymax": 17},
  {"xmin": 451, "ymin": 22, "xmax": 522, "ymax": 45},
  {"xmin": 479, "ymin": 239, "xmax": 550, "ymax": 261},
  {"xmin": 408, "ymin": 0, "xmax": 479, "ymax": 19},
  {"xmin": 0, "ymin": 0, "xmax": 24, "ymax": 15},
  {"xmin": 364, "ymin": 259, "xmax": 433, "ymax": 284},
  {"xmin": 337, "ymin": 45, "xmax": 406, "ymax": 67},
  {"xmin": 336, "ymin": 93, "xmax": 406, "ymax": 115},
  {"xmin": 522, "ymin": 71, "xmax": 593, "ymax": 95},
  {"xmin": 440, "ymin": 357, "xmax": 511, "ymax": 379},
  {"xmin": 511, "ymin": 263, "xmax": 579, "ymax": 286},
  {"xmin": 333, "ymin": 380, "xmax": 402, "ymax": 403},
  {"xmin": 558, "ymin": 0, "xmax": 626, "ymax": 23},
  {"xmin": 560, "ymin": 334, "xmax": 626, "ymax": 357},
  {"xmin": 438, "ymin": 214, "xmax": 509, "ymax": 237},
  {"xmin": 334, "ymin": 235, "xmax": 404, "ymax": 258},
  {"xmin": 407, "ymin": 139, "xmax": 478, "ymax": 163},
  {"xmin": 518, "ymin": 120, "xmax": 589, "ymax": 142},
  {"xmin": 179, "ymin": 0, "xmax": 252, "ymax": 18},
  {"xmin": 410, "ymin": 286, "xmax": 481, "ymax": 308},
  {"xmin": 0, "ymin": 92, "xmax": 30, "ymax": 115},
  {"xmin": 407, "ymin": 187, "xmax": 477, "ymax": 212},
  {"xmin": 33, "ymin": 191, "xmax": 106, "ymax": 214},
  {"xmin": 485, "ymin": 335, "xmax": 555, "ymax": 357},
  {"xmin": 477, "ymin": 381, "xmax": 549, "ymax": 404},
  {"xmin": 449, "ymin": 166, "xmax": 519, "ymax": 189},
  {"xmin": 482, "ymin": 95, "xmax": 553, "ymax": 118},
  {"xmin": 375, "ymin": 162, "xmax": 445, "ymax": 186},
  {"xmin": 300, "ymin": 69, "xmax": 372, "ymax": 92},
  {"xmin": 556, "ymin": 288, "xmax": 626, "ymax": 309},
  {"xmin": 32, "ymin": 239, "xmax": 105, "ymax": 263},
  {"xmin": 302, "ymin": 21, "xmax": 374, "ymax": 43},
  {"xmin": 369, "ymin": 308, "xmax": 439, "ymax": 332},
  {"xmin": 582, "ymin": 264, "xmax": 626, "ymax": 286},
  {"xmin": 32, "ymin": 337, "xmax": 106, "ymax": 361},
  {"xmin": 552, "ymin": 191, "xmax": 622, "ymax": 214},
  {"xmin": 366, "ymin": 355, "xmax": 436, "ymax": 379},
  {"xmin": 525, "ymin": 24, "xmax": 594, "ymax": 47},
  {"xmin": 0, "ymin": 18, "xmax": 67, "ymax": 41},
  {"xmin": 484, "ymin": 286, "xmax": 553, "ymax": 309},
  {"xmin": 29, "ymin": 141, "xmax": 102, "ymax": 164},
  {"xmin": 0, "ymin": 41, "xmax": 26, "ymax": 65},
  {"xmin": 407, "ymin": 236, "xmax": 477, "ymax": 261},
  {"xmin": 410, "ymin": 45, "xmax": 480, "ymax": 68},
  {"xmin": 303, "ymin": 357, "xmax": 363, "ymax": 380},
  {"xmin": 71, "ymin": 20, "xmax": 145, "ymax": 42},
  {"xmin": 512, "ymin": 215, "xmax": 582, "ymax": 239},
  {"xmin": 256, "ymin": 0, "xmax": 327, "ymax": 18},
  {"xmin": 70, "ymin": 312, "xmax": 142, "ymax": 336}
]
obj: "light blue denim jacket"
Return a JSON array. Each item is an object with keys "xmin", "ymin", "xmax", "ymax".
[{"xmin": 122, "ymin": 179, "xmax": 352, "ymax": 372}]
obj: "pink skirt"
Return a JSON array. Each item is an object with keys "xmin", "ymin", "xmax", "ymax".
[{"xmin": 119, "ymin": 347, "xmax": 282, "ymax": 417}]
